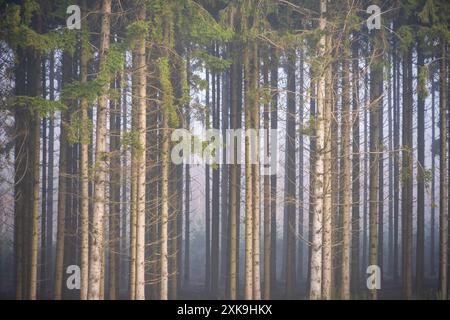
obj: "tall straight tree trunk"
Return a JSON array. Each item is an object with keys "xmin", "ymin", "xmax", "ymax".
[
  {"xmin": 88, "ymin": 0, "xmax": 111, "ymax": 300},
  {"xmin": 228, "ymin": 12, "xmax": 240, "ymax": 298},
  {"xmin": 285, "ymin": 47, "xmax": 296, "ymax": 299},
  {"xmin": 307, "ymin": 58, "xmax": 316, "ymax": 294},
  {"xmin": 363, "ymin": 63, "xmax": 369, "ymax": 279},
  {"xmin": 438, "ymin": 40, "xmax": 448, "ymax": 300},
  {"xmin": 387, "ymin": 33, "xmax": 394, "ymax": 278},
  {"xmin": 54, "ymin": 51, "xmax": 72, "ymax": 300},
  {"xmin": 270, "ymin": 46, "xmax": 278, "ymax": 295},
  {"xmin": 46, "ymin": 51, "xmax": 55, "ymax": 298},
  {"xmin": 322, "ymin": 31, "xmax": 333, "ymax": 301},
  {"xmin": 79, "ymin": 2, "xmax": 90, "ymax": 300},
  {"xmin": 14, "ymin": 45, "xmax": 32, "ymax": 300},
  {"xmin": 211, "ymin": 53, "xmax": 220, "ymax": 298},
  {"xmin": 393, "ymin": 34, "xmax": 400, "ymax": 283},
  {"xmin": 80, "ymin": 1, "xmax": 90, "ymax": 300},
  {"xmin": 221, "ymin": 61, "xmax": 229, "ymax": 295},
  {"xmin": 40, "ymin": 84, "xmax": 47, "ymax": 299},
  {"xmin": 298, "ymin": 47, "xmax": 305, "ymax": 285},
  {"xmin": 368, "ymin": 27, "xmax": 383, "ymax": 301},
  {"xmin": 340, "ymin": 42, "xmax": 351, "ymax": 300},
  {"xmin": 401, "ymin": 44, "xmax": 413, "ymax": 300},
  {"xmin": 309, "ymin": 0, "xmax": 326, "ymax": 299},
  {"xmin": 108, "ymin": 68, "xmax": 120, "ymax": 300},
  {"xmin": 134, "ymin": 5, "xmax": 147, "ymax": 300},
  {"xmin": 243, "ymin": 41, "xmax": 254, "ymax": 300},
  {"xmin": 160, "ymin": 105, "xmax": 170, "ymax": 300},
  {"xmin": 262, "ymin": 45, "xmax": 271, "ymax": 300},
  {"xmin": 159, "ymin": 51, "xmax": 173, "ymax": 300},
  {"xmin": 205, "ymin": 69, "xmax": 211, "ymax": 294},
  {"xmin": 431, "ymin": 70, "xmax": 436, "ymax": 277},
  {"xmin": 28, "ymin": 41, "xmax": 42, "ymax": 300},
  {"xmin": 184, "ymin": 52, "xmax": 191, "ymax": 285},
  {"xmin": 416, "ymin": 45, "xmax": 425, "ymax": 294},
  {"xmin": 351, "ymin": 36, "xmax": 360, "ymax": 294},
  {"xmin": 129, "ymin": 51, "xmax": 138, "ymax": 300},
  {"xmin": 251, "ymin": 41, "xmax": 261, "ymax": 300}
]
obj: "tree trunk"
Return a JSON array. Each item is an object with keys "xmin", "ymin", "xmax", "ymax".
[
  {"xmin": 270, "ymin": 46, "xmax": 278, "ymax": 296},
  {"xmin": 369, "ymin": 29, "xmax": 382, "ymax": 301},
  {"xmin": 438, "ymin": 40, "xmax": 448, "ymax": 300},
  {"xmin": 416, "ymin": 44, "xmax": 425, "ymax": 295},
  {"xmin": 340, "ymin": 42, "xmax": 351, "ymax": 300},
  {"xmin": 134, "ymin": 5, "xmax": 147, "ymax": 300},
  {"xmin": 228, "ymin": 10, "xmax": 241, "ymax": 297},
  {"xmin": 29, "ymin": 42, "xmax": 42, "ymax": 300},
  {"xmin": 54, "ymin": 51, "xmax": 72, "ymax": 300},
  {"xmin": 285, "ymin": 47, "xmax": 296, "ymax": 299},
  {"xmin": 262, "ymin": 45, "xmax": 271, "ymax": 300},
  {"xmin": 309, "ymin": 0, "xmax": 326, "ymax": 299},
  {"xmin": 87, "ymin": 0, "xmax": 111, "ymax": 300},
  {"xmin": 46, "ymin": 51, "xmax": 55, "ymax": 298},
  {"xmin": 79, "ymin": 3, "xmax": 90, "ymax": 299},
  {"xmin": 402, "ymin": 44, "xmax": 413, "ymax": 300},
  {"xmin": 351, "ymin": 37, "xmax": 360, "ymax": 294},
  {"xmin": 250, "ymin": 42, "xmax": 261, "ymax": 300},
  {"xmin": 243, "ymin": 41, "xmax": 254, "ymax": 300}
]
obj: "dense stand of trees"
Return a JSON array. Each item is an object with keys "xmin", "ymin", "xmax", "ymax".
[{"xmin": 0, "ymin": 0, "xmax": 449, "ymax": 300}]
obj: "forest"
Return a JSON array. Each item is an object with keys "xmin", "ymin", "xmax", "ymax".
[{"xmin": 0, "ymin": 0, "xmax": 449, "ymax": 300}]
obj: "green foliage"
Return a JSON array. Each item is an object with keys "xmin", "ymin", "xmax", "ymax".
[
  {"xmin": 418, "ymin": 65, "xmax": 429, "ymax": 99},
  {"xmin": 418, "ymin": 0, "xmax": 439, "ymax": 24},
  {"xmin": 191, "ymin": 74, "xmax": 208, "ymax": 91},
  {"xmin": 66, "ymin": 112, "xmax": 93, "ymax": 145},
  {"xmin": 300, "ymin": 116, "xmax": 315, "ymax": 137},
  {"xmin": 126, "ymin": 20, "xmax": 150, "ymax": 48},
  {"xmin": 192, "ymin": 49, "xmax": 232, "ymax": 72},
  {"xmin": 158, "ymin": 57, "xmax": 179, "ymax": 127},
  {"xmin": 11, "ymin": 96, "xmax": 66, "ymax": 117},
  {"xmin": 397, "ymin": 25, "xmax": 414, "ymax": 52},
  {"xmin": 0, "ymin": 2, "xmax": 78, "ymax": 55}
]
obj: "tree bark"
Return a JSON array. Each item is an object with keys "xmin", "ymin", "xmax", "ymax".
[{"xmin": 87, "ymin": 0, "xmax": 111, "ymax": 300}]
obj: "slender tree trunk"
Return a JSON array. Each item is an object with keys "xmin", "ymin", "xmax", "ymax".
[
  {"xmin": 29, "ymin": 43, "xmax": 42, "ymax": 300},
  {"xmin": 270, "ymin": 46, "xmax": 278, "ymax": 295},
  {"xmin": 298, "ymin": 47, "xmax": 304, "ymax": 286},
  {"xmin": 351, "ymin": 37, "xmax": 360, "ymax": 294},
  {"xmin": 87, "ymin": 0, "xmax": 111, "ymax": 300},
  {"xmin": 184, "ymin": 52, "xmax": 191, "ymax": 285},
  {"xmin": 387, "ymin": 34, "xmax": 394, "ymax": 278},
  {"xmin": 40, "ymin": 60, "xmax": 47, "ymax": 299},
  {"xmin": 251, "ymin": 42, "xmax": 261, "ymax": 300},
  {"xmin": 159, "ymin": 54, "xmax": 172, "ymax": 300},
  {"xmin": 46, "ymin": 51, "xmax": 55, "ymax": 298},
  {"xmin": 416, "ymin": 45, "xmax": 425, "ymax": 295},
  {"xmin": 369, "ymin": 30, "xmax": 383, "ymax": 301},
  {"xmin": 211, "ymin": 55, "xmax": 220, "ymax": 298},
  {"xmin": 134, "ymin": 6, "xmax": 147, "ymax": 300},
  {"xmin": 438, "ymin": 40, "xmax": 448, "ymax": 300},
  {"xmin": 228, "ymin": 24, "xmax": 239, "ymax": 299},
  {"xmin": 243, "ymin": 41, "xmax": 254, "ymax": 300},
  {"xmin": 79, "ymin": 3, "xmax": 90, "ymax": 299},
  {"xmin": 205, "ymin": 69, "xmax": 211, "ymax": 293},
  {"xmin": 431, "ymin": 70, "xmax": 436, "ymax": 277},
  {"xmin": 309, "ymin": 0, "xmax": 326, "ymax": 299},
  {"xmin": 262, "ymin": 45, "xmax": 271, "ymax": 300},
  {"xmin": 322, "ymin": 32, "xmax": 333, "ymax": 301},
  {"xmin": 340, "ymin": 42, "xmax": 351, "ymax": 300},
  {"xmin": 129, "ymin": 51, "xmax": 138, "ymax": 300},
  {"xmin": 402, "ymin": 44, "xmax": 413, "ymax": 300},
  {"xmin": 285, "ymin": 47, "xmax": 296, "ymax": 299},
  {"xmin": 54, "ymin": 52, "xmax": 72, "ymax": 300},
  {"xmin": 393, "ymin": 35, "xmax": 400, "ymax": 283}
]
